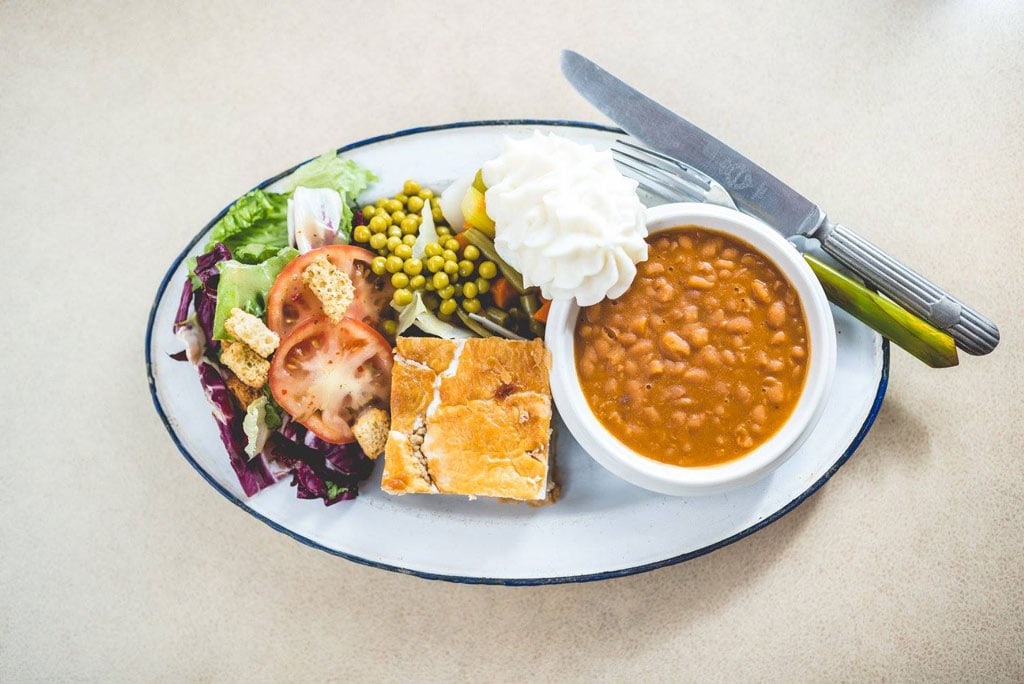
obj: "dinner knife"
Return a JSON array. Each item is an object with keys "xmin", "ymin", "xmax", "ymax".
[{"xmin": 560, "ymin": 50, "xmax": 999, "ymax": 355}]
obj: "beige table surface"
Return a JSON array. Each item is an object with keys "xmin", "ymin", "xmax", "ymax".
[{"xmin": 2, "ymin": 0, "xmax": 1022, "ymax": 680}]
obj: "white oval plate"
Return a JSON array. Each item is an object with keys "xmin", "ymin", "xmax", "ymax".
[{"xmin": 146, "ymin": 120, "xmax": 887, "ymax": 585}]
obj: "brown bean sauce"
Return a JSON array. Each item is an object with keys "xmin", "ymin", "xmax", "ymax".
[{"xmin": 574, "ymin": 226, "xmax": 809, "ymax": 467}]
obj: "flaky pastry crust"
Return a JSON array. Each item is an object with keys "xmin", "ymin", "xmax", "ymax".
[{"xmin": 381, "ymin": 337, "xmax": 553, "ymax": 501}]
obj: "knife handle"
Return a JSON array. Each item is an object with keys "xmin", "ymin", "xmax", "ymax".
[{"xmin": 814, "ymin": 219, "xmax": 999, "ymax": 355}]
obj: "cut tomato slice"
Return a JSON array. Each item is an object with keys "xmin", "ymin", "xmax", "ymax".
[
  {"xmin": 269, "ymin": 317, "xmax": 393, "ymax": 444},
  {"xmin": 266, "ymin": 245, "xmax": 392, "ymax": 338}
]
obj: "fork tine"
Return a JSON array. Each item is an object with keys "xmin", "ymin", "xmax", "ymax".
[
  {"xmin": 613, "ymin": 147, "xmax": 709, "ymax": 201},
  {"xmin": 613, "ymin": 138, "xmax": 713, "ymax": 190},
  {"xmin": 610, "ymin": 138, "xmax": 739, "ymax": 211},
  {"xmin": 614, "ymin": 157, "xmax": 705, "ymax": 203}
]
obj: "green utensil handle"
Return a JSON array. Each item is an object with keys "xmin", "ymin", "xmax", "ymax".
[{"xmin": 804, "ymin": 254, "xmax": 958, "ymax": 368}]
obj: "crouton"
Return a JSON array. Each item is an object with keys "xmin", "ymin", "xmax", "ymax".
[
  {"xmin": 220, "ymin": 341, "xmax": 270, "ymax": 389},
  {"xmin": 352, "ymin": 407, "xmax": 390, "ymax": 459},
  {"xmin": 225, "ymin": 371, "xmax": 262, "ymax": 409},
  {"xmin": 224, "ymin": 308, "xmax": 279, "ymax": 358},
  {"xmin": 301, "ymin": 253, "xmax": 355, "ymax": 323}
]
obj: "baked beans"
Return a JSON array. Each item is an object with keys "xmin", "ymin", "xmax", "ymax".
[{"xmin": 574, "ymin": 226, "xmax": 809, "ymax": 467}]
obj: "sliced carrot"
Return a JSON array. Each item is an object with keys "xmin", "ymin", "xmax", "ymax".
[
  {"xmin": 454, "ymin": 231, "xmax": 471, "ymax": 249},
  {"xmin": 533, "ymin": 298, "xmax": 551, "ymax": 323},
  {"xmin": 491, "ymin": 277, "xmax": 516, "ymax": 309}
]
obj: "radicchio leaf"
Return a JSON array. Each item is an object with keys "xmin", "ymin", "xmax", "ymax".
[
  {"xmin": 191, "ymin": 243, "xmax": 231, "ymax": 345},
  {"xmin": 264, "ymin": 426, "xmax": 373, "ymax": 505},
  {"xmin": 196, "ymin": 360, "xmax": 285, "ymax": 497}
]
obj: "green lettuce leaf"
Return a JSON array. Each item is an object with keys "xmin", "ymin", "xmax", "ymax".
[
  {"xmin": 212, "ymin": 247, "xmax": 298, "ymax": 340},
  {"xmin": 200, "ymin": 153, "xmax": 375, "ymax": 264},
  {"xmin": 281, "ymin": 150, "xmax": 377, "ymax": 197},
  {"xmin": 242, "ymin": 396, "xmax": 281, "ymax": 459},
  {"xmin": 204, "ymin": 190, "xmax": 291, "ymax": 264},
  {"xmin": 282, "ymin": 151, "xmax": 377, "ymax": 242}
]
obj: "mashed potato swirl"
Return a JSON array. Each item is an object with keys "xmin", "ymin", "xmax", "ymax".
[{"xmin": 481, "ymin": 132, "xmax": 647, "ymax": 306}]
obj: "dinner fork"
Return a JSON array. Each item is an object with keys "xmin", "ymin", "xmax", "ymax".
[
  {"xmin": 611, "ymin": 140, "xmax": 959, "ymax": 368},
  {"xmin": 614, "ymin": 138, "xmax": 740, "ymax": 210}
]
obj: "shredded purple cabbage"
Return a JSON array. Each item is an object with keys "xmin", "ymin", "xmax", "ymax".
[
  {"xmin": 196, "ymin": 360, "xmax": 284, "ymax": 497},
  {"xmin": 191, "ymin": 244, "xmax": 231, "ymax": 344},
  {"xmin": 266, "ymin": 420, "xmax": 373, "ymax": 505},
  {"xmin": 173, "ymin": 274, "xmax": 194, "ymax": 335}
]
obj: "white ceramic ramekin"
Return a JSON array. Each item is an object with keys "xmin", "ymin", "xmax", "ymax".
[{"xmin": 546, "ymin": 203, "xmax": 837, "ymax": 496}]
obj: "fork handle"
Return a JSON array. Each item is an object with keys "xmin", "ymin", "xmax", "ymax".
[{"xmin": 815, "ymin": 219, "xmax": 999, "ymax": 355}]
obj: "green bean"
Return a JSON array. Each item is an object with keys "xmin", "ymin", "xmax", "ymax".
[
  {"xmin": 519, "ymin": 293, "xmax": 540, "ymax": 317},
  {"xmin": 485, "ymin": 307, "xmax": 510, "ymax": 327},
  {"xmin": 455, "ymin": 309, "xmax": 492, "ymax": 337},
  {"xmin": 462, "ymin": 228, "xmax": 525, "ymax": 293}
]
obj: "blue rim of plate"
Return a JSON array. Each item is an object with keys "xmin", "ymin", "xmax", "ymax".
[{"xmin": 145, "ymin": 118, "xmax": 890, "ymax": 586}]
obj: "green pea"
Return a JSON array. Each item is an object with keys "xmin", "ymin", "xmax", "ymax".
[
  {"xmin": 438, "ymin": 285, "xmax": 456, "ymax": 300},
  {"xmin": 352, "ymin": 225, "xmax": 371, "ymax": 243},
  {"xmin": 435, "ymin": 225, "xmax": 451, "ymax": 237},
  {"xmin": 394, "ymin": 244, "xmax": 413, "ymax": 259},
  {"xmin": 424, "ymin": 242, "xmax": 443, "ymax": 258},
  {"xmin": 391, "ymin": 272, "xmax": 410, "ymax": 289},
  {"xmin": 463, "ymin": 244, "xmax": 480, "ymax": 261},
  {"xmin": 417, "ymin": 188, "xmax": 434, "ymax": 200},
  {"xmin": 406, "ymin": 195, "xmax": 424, "ymax": 213},
  {"xmin": 385, "ymin": 255, "xmax": 404, "ymax": 273},
  {"xmin": 388, "ymin": 226, "xmax": 403, "ymax": 239},
  {"xmin": 403, "ymin": 180, "xmax": 421, "ymax": 196},
  {"xmin": 475, "ymin": 277, "xmax": 490, "ymax": 294},
  {"xmin": 462, "ymin": 282, "xmax": 478, "ymax": 299},
  {"xmin": 442, "ymin": 249, "xmax": 458, "ymax": 262},
  {"xmin": 409, "ymin": 274, "xmax": 426, "ymax": 290},
  {"xmin": 393, "ymin": 288, "xmax": 413, "ymax": 307},
  {"xmin": 402, "ymin": 234, "xmax": 417, "ymax": 246},
  {"xmin": 375, "ymin": 198, "xmax": 388, "ymax": 209},
  {"xmin": 461, "ymin": 297, "xmax": 481, "ymax": 314},
  {"xmin": 368, "ymin": 216, "xmax": 387, "ymax": 234},
  {"xmin": 391, "ymin": 210, "xmax": 406, "ymax": 225},
  {"xmin": 386, "ymin": 236, "xmax": 402, "ymax": 252},
  {"xmin": 426, "ymin": 255, "xmax": 445, "ymax": 273},
  {"xmin": 432, "ymin": 207, "xmax": 445, "ymax": 223},
  {"xmin": 395, "ymin": 193, "xmax": 408, "ymax": 205},
  {"xmin": 443, "ymin": 261, "xmax": 459, "ymax": 275},
  {"xmin": 362, "ymin": 205, "xmax": 376, "ymax": 220},
  {"xmin": 400, "ymin": 217, "xmax": 419, "ymax": 235},
  {"xmin": 375, "ymin": 209, "xmax": 393, "ymax": 226},
  {"xmin": 439, "ymin": 299, "xmax": 457, "ymax": 316},
  {"xmin": 431, "ymin": 271, "xmax": 449, "ymax": 289},
  {"xmin": 369, "ymin": 233, "xmax": 387, "ymax": 250},
  {"xmin": 382, "ymin": 319, "xmax": 398, "ymax": 336},
  {"xmin": 403, "ymin": 258, "xmax": 423, "ymax": 276},
  {"xmin": 478, "ymin": 261, "xmax": 497, "ymax": 279},
  {"xmin": 371, "ymin": 256, "xmax": 387, "ymax": 276},
  {"xmin": 444, "ymin": 238, "xmax": 460, "ymax": 252},
  {"xmin": 386, "ymin": 199, "xmax": 403, "ymax": 213},
  {"xmin": 458, "ymin": 260, "xmax": 474, "ymax": 278}
]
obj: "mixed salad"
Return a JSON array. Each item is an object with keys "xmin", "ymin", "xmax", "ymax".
[
  {"xmin": 173, "ymin": 133, "xmax": 645, "ymax": 505},
  {"xmin": 172, "ymin": 151, "xmax": 388, "ymax": 504},
  {"xmin": 172, "ymin": 150, "xmax": 552, "ymax": 505}
]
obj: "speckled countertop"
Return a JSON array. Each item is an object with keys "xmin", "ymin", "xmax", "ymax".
[{"xmin": 2, "ymin": 1, "xmax": 1021, "ymax": 680}]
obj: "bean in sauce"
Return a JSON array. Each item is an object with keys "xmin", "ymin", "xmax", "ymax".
[{"xmin": 574, "ymin": 226, "xmax": 809, "ymax": 467}]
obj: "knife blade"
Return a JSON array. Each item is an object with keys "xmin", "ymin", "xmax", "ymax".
[{"xmin": 560, "ymin": 49, "xmax": 999, "ymax": 355}]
